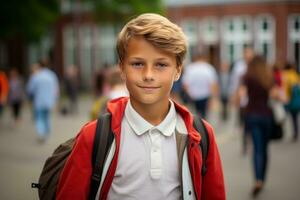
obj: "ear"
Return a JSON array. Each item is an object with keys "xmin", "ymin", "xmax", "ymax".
[
  {"xmin": 119, "ymin": 62, "xmax": 126, "ymax": 80},
  {"xmin": 174, "ymin": 65, "xmax": 183, "ymax": 81}
]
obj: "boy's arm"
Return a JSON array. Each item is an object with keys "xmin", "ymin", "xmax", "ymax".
[
  {"xmin": 202, "ymin": 121, "xmax": 226, "ymax": 200},
  {"xmin": 56, "ymin": 121, "xmax": 97, "ymax": 199}
]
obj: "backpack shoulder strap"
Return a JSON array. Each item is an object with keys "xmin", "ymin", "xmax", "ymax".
[
  {"xmin": 193, "ymin": 116, "xmax": 210, "ymax": 176},
  {"xmin": 89, "ymin": 112, "xmax": 114, "ymax": 200}
]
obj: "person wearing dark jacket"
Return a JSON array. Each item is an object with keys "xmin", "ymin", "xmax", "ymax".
[{"xmin": 239, "ymin": 55, "xmax": 274, "ymax": 197}]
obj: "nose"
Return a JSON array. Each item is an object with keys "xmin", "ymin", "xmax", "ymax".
[{"xmin": 142, "ymin": 66, "xmax": 154, "ymax": 81}]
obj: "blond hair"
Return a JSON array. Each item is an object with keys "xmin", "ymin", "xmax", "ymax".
[{"xmin": 116, "ymin": 13, "xmax": 188, "ymax": 67}]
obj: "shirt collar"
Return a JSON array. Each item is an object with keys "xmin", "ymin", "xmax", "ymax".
[
  {"xmin": 156, "ymin": 101, "xmax": 177, "ymax": 136},
  {"xmin": 124, "ymin": 100, "xmax": 177, "ymax": 137}
]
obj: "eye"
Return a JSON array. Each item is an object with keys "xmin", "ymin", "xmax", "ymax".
[
  {"xmin": 156, "ymin": 62, "xmax": 168, "ymax": 68},
  {"xmin": 130, "ymin": 62, "xmax": 144, "ymax": 68}
]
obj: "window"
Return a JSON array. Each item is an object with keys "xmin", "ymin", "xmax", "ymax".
[
  {"xmin": 208, "ymin": 23, "xmax": 214, "ymax": 32},
  {"xmin": 242, "ymin": 20, "xmax": 248, "ymax": 31},
  {"xmin": 254, "ymin": 15, "xmax": 275, "ymax": 63},
  {"xmin": 262, "ymin": 20, "xmax": 268, "ymax": 31},
  {"xmin": 288, "ymin": 15, "xmax": 300, "ymax": 72},
  {"xmin": 96, "ymin": 24, "xmax": 117, "ymax": 67},
  {"xmin": 221, "ymin": 16, "xmax": 252, "ymax": 64},
  {"xmin": 40, "ymin": 33, "xmax": 53, "ymax": 60},
  {"xmin": 263, "ymin": 42, "xmax": 269, "ymax": 58},
  {"xmin": 181, "ymin": 20, "xmax": 198, "ymax": 44},
  {"xmin": 27, "ymin": 31, "xmax": 53, "ymax": 70},
  {"xmin": 181, "ymin": 20, "xmax": 199, "ymax": 63},
  {"xmin": 63, "ymin": 26, "xmax": 76, "ymax": 69},
  {"xmin": 295, "ymin": 18, "xmax": 300, "ymax": 31},
  {"xmin": 80, "ymin": 25, "xmax": 93, "ymax": 88},
  {"xmin": 229, "ymin": 20, "xmax": 234, "ymax": 32},
  {"xmin": 229, "ymin": 43, "xmax": 235, "ymax": 63},
  {"xmin": 200, "ymin": 17, "xmax": 219, "ymax": 45}
]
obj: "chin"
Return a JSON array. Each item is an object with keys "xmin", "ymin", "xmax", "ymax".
[
  {"xmin": 138, "ymin": 98, "xmax": 159, "ymax": 105},
  {"xmin": 130, "ymin": 94, "xmax": 161, "ymax": 105}
]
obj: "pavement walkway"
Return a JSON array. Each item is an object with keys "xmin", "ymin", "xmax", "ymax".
[{"xmin": 0, "ymin": 97, "xmax": 299, "ymax": 199}]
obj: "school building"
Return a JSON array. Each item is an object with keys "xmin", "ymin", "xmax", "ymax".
[
  {"xmin": 0, "ymin": 0, "xmax": 299, "ymax": 87},
  {"xmin": 166, "ymin": 0, "xmax": 300, "ymax": 70}
]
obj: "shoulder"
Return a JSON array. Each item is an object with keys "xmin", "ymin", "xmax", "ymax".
[
  {"xmin": 202, "ymin": 119, "xmax": 214, "ymax": 133},
  {"xmin": 184, "ymin": 63, "xmax": 195, "ymax": 73},
  {"xmin": 201, "ymin": 119, "xmax": 216, "ymax": 141},
  {"xmin": 207, "ymin": 65, "xmax": 217, "ymax": 76},
  {"xmin": 175, "ymin": 114, "xmax": 188, "ymax": 135},
  {"xmin": 75, "ymin": 120, "xmax": 98, "ymax": 148},
  {"xmin": 28, "ymin": 74, "xmax": 39, "ymax": 84}
]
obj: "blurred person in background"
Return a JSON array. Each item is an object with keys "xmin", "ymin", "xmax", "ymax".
[
  {"xmin": 170, "ymin": 75, "xmax": 183, "ymax": 103},
  {"xmin": 230, "ymin": 46, "xmax": 255, "ymax": 97},
  {"xmin": 182, "ymin": 51, "xmax": 218, "ymax": 119},
  {"xmin": 27, "ymin": 59, "xmax": 59, "ymax": 143},
  {"xmin": 63, "ymin": 64, "xmax": 79, "ymax": 114},
  {"xmin": 230, "ymin": 46, "xmax": 255, "ymax": 155},
  {"xmin": 8, "ymin": 68, "xmax": 24, "ymax": 124},
  {"xmin": 108, "ymin": 67, "xmax": 128, "ymax": 100},
  {"xmin": 270, "ymin": 62, "xmax": 287, "ymax": 130},
  {"xmin": 0, "ymin": 70, "xmax": 9, "ymax": 117},
  {"xmin": 90, "ymin": 67, "xmax": 128, "ymax": 120},
  {"xmin": 218, "ymin": 62, "xmax": 232, "ymax": 121},
  {"xmin": 93, "ymin": 63, "xmax": 110, "ymax": 97},
  {"xmin": 28, "ymin": 63, "xmax": 41, "ymax": 119},
  {"xmin": 90, "ymin": 66, "xmax": 108, "ymax": 120},
  {"xmin": 238, "ymin": 55, "xmax": 274, "ymax": 197},
  {"xmin": 273, "ymin": 62, "xmax": 284, "ymax": 89},
  {"xmin": 283, "ymin": 62, "xmax": 300, "ymax": 141}
]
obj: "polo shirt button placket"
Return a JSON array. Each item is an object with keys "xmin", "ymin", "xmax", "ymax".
[{"xmin": 150, "ymin": 129, "xmax": 162, "ymax": 180}]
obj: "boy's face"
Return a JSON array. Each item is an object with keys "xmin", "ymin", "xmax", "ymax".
[{"xmin": 120, "ymin": 36, "xmax": 182, "ymax": 107}]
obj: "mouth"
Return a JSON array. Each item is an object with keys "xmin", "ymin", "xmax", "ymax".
[{"xmin": 138, "ymin": 85, "xmax": 160, "ymax": 92}]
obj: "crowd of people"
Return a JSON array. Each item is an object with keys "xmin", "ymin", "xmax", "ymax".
[
  {"xmin": 0, "ymin": 60, "xmax": 128, "ymax": 144},
  {"xmin": 172, "ymin": 46, "xmax": 300, "ymax": 197},
  {"xmin": 0, "ymin": 59, "xmax": 60, "ymax": 143}
]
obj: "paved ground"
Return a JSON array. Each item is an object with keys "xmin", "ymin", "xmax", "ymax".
[{"xmin": 0, "ymin": 97, "xmax": 299, "ymax": 199}]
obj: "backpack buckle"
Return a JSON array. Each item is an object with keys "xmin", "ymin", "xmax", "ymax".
[{"xmin": 31, "ymin": 183, "xmax": 41, "ymax": 188}]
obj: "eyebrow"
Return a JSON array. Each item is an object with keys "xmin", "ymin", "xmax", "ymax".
[
  {"xmin": 129, "ymin": 57, "xmax": 145, "ymax": 60},
  {"xmin": 129, "ymin": 57, "xmax": 170, "ymax": 61}
]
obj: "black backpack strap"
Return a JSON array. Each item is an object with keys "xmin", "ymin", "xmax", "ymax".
[
  {"xmin": 89, "ymin": 113, "xmax": 114, "ymax": 200},
  {"xmin": 193, "ymin": 116, "xmax": 210, "ymax": 176}
]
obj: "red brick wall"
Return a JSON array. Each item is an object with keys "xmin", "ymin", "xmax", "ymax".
[{"xmin": 167, "ymin": 2, "xmax": 300, "ymax": 65}]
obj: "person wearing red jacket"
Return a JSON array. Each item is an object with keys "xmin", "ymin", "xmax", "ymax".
[
  {"xmin": 0, "ymin": 70, "xmax": 9, "ymax": 115},
  {"xmin": 57, "ymin": 13, "xmax": 225, "ymax": 200}
]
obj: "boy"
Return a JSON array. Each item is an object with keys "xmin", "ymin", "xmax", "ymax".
[{"xmin": 57, "ymin": 13, "xmax": 225, "ymax": 200}]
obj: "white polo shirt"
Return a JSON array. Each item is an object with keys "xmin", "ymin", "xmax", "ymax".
[
  {"xmin": 182, "ymin": 61, "xmax": 217, "ymax": 100},
  {"xmin": 107, "ymin": 100, "xmax": 181, "ymax": 200}
]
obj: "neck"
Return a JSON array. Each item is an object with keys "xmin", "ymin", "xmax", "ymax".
[{"xmin": 130, "ymin": 99, "xmax": 170, "ymax": 126}]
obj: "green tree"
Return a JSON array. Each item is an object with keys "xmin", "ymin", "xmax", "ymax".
[
  {"xmin": 92, "ymin": 0, "xmax": 165, "ymax": 23},
  {"xmin": 0, "ymin": 0, "xmax": 59, "ymax": 42}
]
